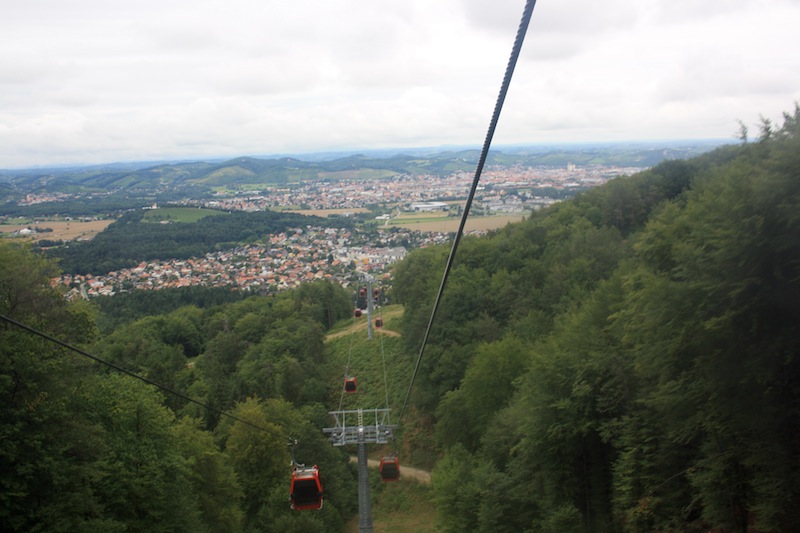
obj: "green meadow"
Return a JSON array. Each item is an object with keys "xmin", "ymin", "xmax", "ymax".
[{"xmin": 141, "ymin": 207, "xmax": 228, "ymax": 223}]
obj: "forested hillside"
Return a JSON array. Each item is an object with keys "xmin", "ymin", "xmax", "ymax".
[
  {"xmin": 0, "ymin": 249, "xmax": 359, "ymax": 532},
  {"xmin": 392, "ymin": 106, "xmax": 800, "ymax": 532},
  {"xmin": 2, "ymin": 106, "xmax": 798, "ymax": 532}
]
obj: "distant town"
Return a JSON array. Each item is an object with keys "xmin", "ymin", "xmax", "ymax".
[
  {"xmin": 7, "ymin": 162, "xmax": 643, "ymax": 218},
  {"xmin": 53, "ymin": 227, "xmax": 440, "ymax": 298},
  {"xmin": 179, "ymin": 163, "xmax": 639, "ymax": 214},
  {"xmin": 4, "ymin": 159, "xmax": 651, "ymax": 297}
]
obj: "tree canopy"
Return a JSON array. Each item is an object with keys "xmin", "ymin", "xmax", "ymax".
[
  {"xmin": 3, "ymin": 104, "xmax": 800, "ymax": 532},
  {"xmin": 0, "ymin": 243, "xmax": 356, "ymax": 532},
  {"xmin": 391, "ymin": 104, "xmax": 800, "ymax": 532}
]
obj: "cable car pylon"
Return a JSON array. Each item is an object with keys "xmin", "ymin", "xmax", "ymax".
[
  {"xmin": 329, "ymin": 274, "xmax": 394, "ymax": 531},
  {"xmin": 323, "ymin": 408, "xmax": 396, "ymax": 532},
  {"xmin": 365, "ymin": 275, "xmax": 375, "ymax": 340}
]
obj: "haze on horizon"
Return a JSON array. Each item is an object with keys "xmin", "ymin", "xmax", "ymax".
[{"xmin": 1, "ymin": 0, "xmax": 798, "ymax": 169}]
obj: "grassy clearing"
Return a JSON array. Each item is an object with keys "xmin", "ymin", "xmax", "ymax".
[
  {"xmin": 344, "ymin": 478, "xmax": 437, "ymax": 533},
  {"xmin": 319, "ymin": 169, "xmax": 398, "ymax": 180},
  {"xmin": 326, "ymin": 305, "xmax": 404, "ymax": 341},
  {"xmin": 324, "ymin": 305, "xmax": 411, "ymax": 412},
  {"xmin": 223, "ymin": 183, "xmax": 272, "ymax": 191},
  {"xmin": 1, "ymin": 217, "xmax": 35, "ymax": 225},
  {"xmin": 389, "ymin": 212, "xmax": 455, "ymax": 225},
  {"xmin": 140, "ymin": 207, "xmax": 228, "ymax": 223},
  {"xmin": 328, "ymin": 305, "xmax": 439, "ymax": 532}
]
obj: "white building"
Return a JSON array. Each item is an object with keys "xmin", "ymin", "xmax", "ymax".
[{"xmin": 409, "ymin": 201, "xmax": 449, "ymax": 212}]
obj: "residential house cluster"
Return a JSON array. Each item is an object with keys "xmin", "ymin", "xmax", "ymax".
[
  {"xmin": 55, "ymin": 226, "xmax": 411, "ymax": 298},
  {"xmin": 176, "ymin": 164, "xmax": 637, "ymax": 214}
]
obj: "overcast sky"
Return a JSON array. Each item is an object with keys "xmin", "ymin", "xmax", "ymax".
[{"xmin": 1, "ymin": 0, "xmax": 798, "ymax": 168}]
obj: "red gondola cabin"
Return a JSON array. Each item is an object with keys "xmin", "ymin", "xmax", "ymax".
[
  {"xmin": 344, "ymin": 376, "xmax": 357, "ymax": 394},
  {"xmin": 290, "ymin": 465, "xmax": 323, "ymax": 510},
  {"xmin": 379, "ymin": 456, "xmax": 400, "ymax": 482},
  {"xmin": 354, "ymin": 308, "xmax": 362, "ymax": 318},
  {"xmin": 375, "ymin": 318, "xmax": 383, "ymax": 328}
]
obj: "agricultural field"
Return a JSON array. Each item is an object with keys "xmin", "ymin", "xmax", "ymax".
[
  {"xmin": 285, "ymin": 207, "xmax": 370, "ymax": 217},
  {"xmin": 0, "ymin": 219, "xmax": 114, "ymax": 241},
  {"xmin": 344, "ymin": 479, "xmax": 436, "ymax": 533},
  {"xmin": 389, "ymin": 211, "xmax": 526, "ymax": 232}
]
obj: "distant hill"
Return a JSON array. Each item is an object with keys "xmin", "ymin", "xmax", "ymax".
[{"xmin": 0, "ymin": 142, "xmax": 725, "ymax": 201}]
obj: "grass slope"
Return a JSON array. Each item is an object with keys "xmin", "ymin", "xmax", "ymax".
[
  {"xmin": 326, "ymin": 305, "xmax": 438, "ymax": 531},
  {"xmin": 140, "ymin": 207, "xmax": 228, "ymax": 223},
  {"xmin": 324, "ymin": 305, "xmax": 410, "ymax": 413},
  {"xmin": 344, "ymin": 478, "xmax": 436, "ymax": 533}
]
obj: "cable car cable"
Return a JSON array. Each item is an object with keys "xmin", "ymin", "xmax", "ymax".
[
  {"xmin": 378, "ymin": 307, "xmax": 391, "ymax": 414},
  {"xmin": 396, "ymin": 0, "xmax": 538, "ymax": 425},
  {"xmin": 0, "ymin": 313, "xmax": 295, "ymax": 443},
  {"xmin": 371, "ymin": 286, "xmax": 393, "ymax": 421},
  {"xmin": 338, "ymin": 293, "xmax": 361, "ymax": 410}
]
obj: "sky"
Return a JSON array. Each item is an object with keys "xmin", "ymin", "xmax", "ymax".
[{"xmin": 1, "ymin": 0, "xmax": 799, "ymax": 169}]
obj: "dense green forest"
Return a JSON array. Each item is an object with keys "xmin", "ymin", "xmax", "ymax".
[
  {"xmin": 1, "ymin": 246, "xmax": 359, "ymax": 532},
  {"xmin": 91, "ymin": 285, "xmax": 250, "ymax": 333},
  {"xmin": 2, "ymin": 106, "xmax": 798, "ymax": 532},
  {"xmin": 390, "ymin": 106, "xmax": 800, "ymax": 532},
  {"xmin": 45, "ymin": 209, "xmax": 346, "ymax": 275},
  {"xmin": 0, "ymin": 197, "xmax": 167, "ymax": 219}
]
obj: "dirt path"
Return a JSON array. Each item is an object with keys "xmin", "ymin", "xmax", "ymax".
[
  {"xmin": 326, "ymin": 323, "xmax": 400, "ymax": 340},
  {"xmin": 326, "ymin": 306, "xmax": 404, "ymax": 341},
  {"xmin": 349, "ymin": 456, "xmax": 431, "ymax": 484}
]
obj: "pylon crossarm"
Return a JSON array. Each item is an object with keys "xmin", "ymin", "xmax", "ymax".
[{"xmin": 323, "ymin": 408, "xmax": 396, "ymax": 446}]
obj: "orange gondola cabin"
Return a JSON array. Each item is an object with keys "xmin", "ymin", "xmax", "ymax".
[
  {"xmin": 290, "ymin": 465, "xmax": 323, "ymax": 510},
  {"xmin": 344, "ymin": 376, "xmax": 358, "ymax": 394},
  {"xmin": 379, "ymin": 456, "xmax": 400, "ymax": 482}
]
